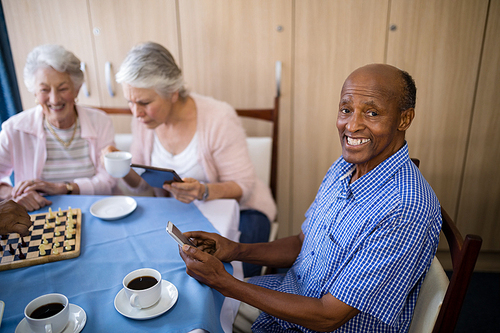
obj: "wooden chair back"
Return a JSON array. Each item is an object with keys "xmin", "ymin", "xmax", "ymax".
[
  {"xmin": 433, "ymin": 208, "xmax": 482, "ymax": 332},
  {"xmin": 234, "ymin": 96, "xmax": 279, "ymax": 200}
]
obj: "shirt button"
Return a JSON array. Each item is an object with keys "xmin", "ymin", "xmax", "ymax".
[
  {"xmin": 311, "ymin": 251, "xmax": 315, "ymax": 256},
  {"xmin": 297, "ymin": 274, "xmax": 301, "ymax": 280}
]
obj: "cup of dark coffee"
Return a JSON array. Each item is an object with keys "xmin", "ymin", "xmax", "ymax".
[
  {"xmin": 123, "ymin": 268, "xmax": 162, "ymax": 309},
  {"xmin": 24, "ymin": 293, "xmax": 69, "ymax": 333}
]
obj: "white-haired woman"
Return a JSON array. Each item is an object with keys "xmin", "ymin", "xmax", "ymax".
[
  {"xmin": 0, "ymin": 44, "xmax": 116, "ymax": 211},
  {"xmin": 106, "ymin": 42, "xmax": 276, "ymax": 277}
]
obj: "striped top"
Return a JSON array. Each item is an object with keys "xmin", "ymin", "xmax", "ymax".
[
  {"xmin": 41, "ymin": 119, "xmax": 95, "ymax": 182},
  {"xmin": 250, "ymin": 144, "xmax": 442, "ymax": 332}
]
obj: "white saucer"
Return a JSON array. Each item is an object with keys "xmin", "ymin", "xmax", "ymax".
[
  {"xmin": 90, "ymin": 196, "xmax": 137, "ymax": 220},
  {"xmin": 15, "ymin": 304, "xmax": 86, "ymax": 333},
  {"xmin": 114, "ymin": 280, "xmax": 178, "ymax": 320}
]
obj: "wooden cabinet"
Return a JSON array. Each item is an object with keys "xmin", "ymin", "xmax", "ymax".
[
  {"xmin": 87, "ymin": 0, "xmax": 178, "ymax": 107},
  {"xmin": 178, "ymin": 0, "xmax": 293, "ymax": 234},
  {"xmin": 3, "ymin": 0, "xmax": 99, "ymax": 108},
  {"xmin": 292, "ymin": 0, "xmax": 389, "ymax": 234},
  {"xmin": 457, "ymin": 0, "xmax": 500, "ymax": 251},
  {"xmin": 386, "ymin": 0, "xmax": 489, "ymax": 218},
  {"xmin": 3, "ymin": 0, "xmax": 178, "ymax": 110}
]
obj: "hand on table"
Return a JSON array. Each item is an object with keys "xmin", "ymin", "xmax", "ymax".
[
  {"xmin": 164, "ymin": 178, "xmax": 203, "ymax": 204},
  {"xmin": 12, "ymin": 190, "xmax": 52, "ymax": 212},
  {"xmin": 12, "ymin": 179, "xmax": 66, "ymax": 198},
  {"xmin": 0, "ymin": 199, "xmax": 32, "ymax": 235}
]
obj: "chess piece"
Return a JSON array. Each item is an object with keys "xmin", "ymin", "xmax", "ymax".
[{"xmin": 38, "ymin": 244, "xmax": 46, "ymax": 255}]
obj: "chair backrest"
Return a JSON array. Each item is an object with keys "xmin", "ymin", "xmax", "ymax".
[
  {"xmin": 409, "ymin": 256, "xmax": 449, "ymax": 333},
  {"xmin": 432, "ymin": 208, "xmax": 482, "ymax": 332},
  {"xmin": 235, "ymin": 95, "xmax": 279, "ymax": 200},
  {"xmin": 408, "ymin": 158, "xmax": 483, "ymax": 333}
]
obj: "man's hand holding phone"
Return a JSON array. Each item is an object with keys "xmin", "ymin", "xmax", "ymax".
[{"xmin": 166, "ymin": 221, "xmax": 196, "ymax": 247}]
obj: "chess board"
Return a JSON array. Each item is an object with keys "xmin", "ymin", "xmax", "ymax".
[{"xmin": 0, "ymin": 207, "xmax": 81, "ymax": 271}]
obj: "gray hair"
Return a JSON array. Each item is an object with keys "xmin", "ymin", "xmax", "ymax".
[
  {"xmin": 23, "ymin": 44, "xmax": 84, "ymax": 93},
  {"xmin": 116, "ymin": 42, "xmax": 188, "ymax": 99}
]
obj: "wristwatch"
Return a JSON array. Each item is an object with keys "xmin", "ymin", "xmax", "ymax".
[
  {"xmin": 202, "ymin": 183, "xmax": 209, "ymax": 201},
  {"xmin": 64, "ymin": 182, "xmax": 73, "ymax": 195}
]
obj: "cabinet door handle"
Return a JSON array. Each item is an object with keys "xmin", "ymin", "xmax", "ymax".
[
  {"xmin": 105, "ymin": 61, "xmax": 115, "ymax": 97},
  {"xmin": 275, "ymin": 60, "xmax": 282, "ymax": 97},
  {"xmin": 80, "ymin": 62, "xmax": 90, "ymax": 97}
]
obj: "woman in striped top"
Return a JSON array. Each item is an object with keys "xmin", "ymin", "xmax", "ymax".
[{"xmin": 0, "ymin": 45, "xmax": 116, "ymax": 211}]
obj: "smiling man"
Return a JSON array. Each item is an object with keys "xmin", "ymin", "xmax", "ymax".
[{"xmin": 179, "ymin": 64, "xmax": 442, "ymax": 332}]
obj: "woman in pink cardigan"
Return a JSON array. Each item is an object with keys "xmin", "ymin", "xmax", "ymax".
[
  {"xmin": 107, "ymin": 42, "xmax": 276, "ymax": 277},
  {"xmin": 0, "ymin": 45, "xmax": 116, "ymax": 211}
]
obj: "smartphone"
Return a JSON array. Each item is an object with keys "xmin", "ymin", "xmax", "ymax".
[
  {"xmin": 130, "ymin": 163, "xmax": 183, "ymax": 188},
  {"xmin": 166, "ymin": 221, "xmax": 196, "ymax": 247}
]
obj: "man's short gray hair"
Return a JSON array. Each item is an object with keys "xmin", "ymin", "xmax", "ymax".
[
  {"xmin": 23, "ymin": 44, "xmax": 84, "ymax": 93},
  {"xmin": 116, "ymin": 42, "xmax": 188, "ymax": 99}
]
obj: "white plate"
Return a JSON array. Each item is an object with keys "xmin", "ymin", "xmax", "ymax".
[
  {"xmin": 114, "ymin": 280, "xmax": 178, "ymax": 320},
  {"xmin": 16, "ymin": 304, "xmax": 86, "ymax": 333},
  {"xmin": 90, "ymin": 196, "xmax": 137, "ymax": 220}
]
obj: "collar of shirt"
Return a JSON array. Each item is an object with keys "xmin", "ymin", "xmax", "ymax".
[{"xmin": 333, "ymin": 142, "xmax": 410, "ymax": 205}]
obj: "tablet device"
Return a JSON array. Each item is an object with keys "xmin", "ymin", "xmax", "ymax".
[
  {"xmin": 131, "ymin": 163, "xmax": 183, "ymax": 188},
  {"xmin": 166, "ymin": 221, "xmax": 196, "ymax": 247}
]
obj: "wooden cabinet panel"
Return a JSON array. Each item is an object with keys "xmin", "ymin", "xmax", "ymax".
[
  {"xmin": 457, "ymin": 0, "xmax": 500, "ymax": 251},
  {"xmin": 178, "ymin": 0, "xmax": 293, "ymax": 235},
  {"xmin": 386, "ymin": 0, "xmax": 489, "ymax": 216},
  {"xmin": 2, "ymin": 0, "xmax": 99, "ymax": 109},
  {"xmin": 292, "ymin": 0, "xmax": 388, "ymax": 234},
  {"xmin": 88, "ymin": 0, "xmax": 179, "ymax": 107}
]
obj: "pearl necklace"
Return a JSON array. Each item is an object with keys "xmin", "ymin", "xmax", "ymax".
[{"xmin": 45, "ymin": 116, "xmax": 78, "ymax": 148}]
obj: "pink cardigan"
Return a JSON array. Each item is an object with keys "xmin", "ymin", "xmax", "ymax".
[
  {"xmin": 0, "ymin": 105, "xmax": 116, "ymax": 195},
  {"xmin": 129, "ymin": 94, "xmax": 277, "ymax": 221}
]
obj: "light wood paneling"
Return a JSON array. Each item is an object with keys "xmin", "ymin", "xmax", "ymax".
[
  {"xmin": 386, "ymin": 0, "xmax": 489, "ymax": 216},
  {"xmin": 457, "ymin": 0, "xmax": 500, "ymax": 251},
  {"xmin": 179, "ymin": 0, "xmax": 293, "ymax": 235},
  {"xmin": 88, "ymin": 0, "xmax": 179, "ymax": 107},
  {"xmin": 2, "ymin": 0, "xmax": 99, "ymax": 109},
  {"xmin": 292, "ymin": 0, "xmax": 389, "ymax": 235}
]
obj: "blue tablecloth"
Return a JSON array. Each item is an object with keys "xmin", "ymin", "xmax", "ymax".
[{"xmin": 0, "ymin": 195, "xmax": 232, "ymax": 332}]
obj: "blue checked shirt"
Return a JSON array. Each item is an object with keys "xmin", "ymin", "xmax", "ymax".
[{"xmin": 250, "ymin": 143, "xmax": 442, "ymax": 332}]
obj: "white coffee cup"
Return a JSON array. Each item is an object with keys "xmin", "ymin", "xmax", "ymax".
[
  {"xmin": 24, "ymin": 293, "xmax": 69, "ymax": 333},
  {"xmin": 104, "ymin": 151, "xmax": 132, "ymax": 178},
  {"xmin": 123, "ymin": 268, "xmax": 162, "ymax": 309}
]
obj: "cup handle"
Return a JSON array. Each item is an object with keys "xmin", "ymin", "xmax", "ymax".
[
  {"xmin": 45, "ymin": 323, "xmax": 53, "ymax": 333},
  {"xmin": 130, "ymin": 293, "xmax": 141, "ymax": 308}
]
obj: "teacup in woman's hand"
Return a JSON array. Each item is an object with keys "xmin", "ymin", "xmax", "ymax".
[{"xmin": 104, "ymin": 151, "xmax": 132, "ymax": 178}]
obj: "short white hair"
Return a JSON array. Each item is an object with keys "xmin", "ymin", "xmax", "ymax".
[
  {"xmin": 23, "ymin": 44, "xmax": 84, "ymax": 93},
  {"xmin": 116, "ymin": 42, "xmax": 188, "ymax": 99}
]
